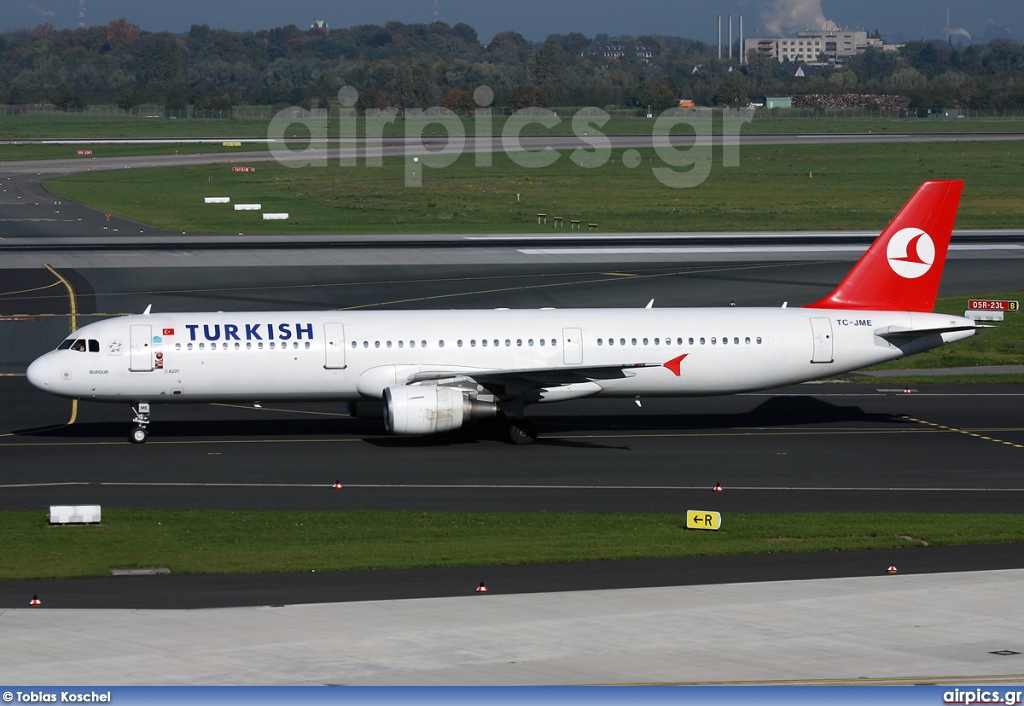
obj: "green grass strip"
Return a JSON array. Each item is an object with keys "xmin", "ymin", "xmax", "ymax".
[
  {"xmin": 3, "ymin": 114, "xmax": 1024, "ymax": 140},
  {"xmin": 46, "ymin": 141, "xmax": 1024, "ymax": 234},
  {"xmin": 2, "ymin": 510, "xmax": 1022, "ymax": 580}
]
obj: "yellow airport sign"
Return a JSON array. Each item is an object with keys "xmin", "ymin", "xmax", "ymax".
[
  {"xmin": 222, "ymin": 141, "xmax": 242, "ymax": 147},
  {"xmin": 686, "ymin": 510, "xmax": 721, "ymax": 531}
]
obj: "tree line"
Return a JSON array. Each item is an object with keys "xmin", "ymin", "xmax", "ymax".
[{"xmin": 2, "ymin": 19, "xmax": 1024, "ymax": 114}]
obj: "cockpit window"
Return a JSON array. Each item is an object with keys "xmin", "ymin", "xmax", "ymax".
[{"xmin": 58, "ymin": 339, "xmax": 100, "ymax": 352}]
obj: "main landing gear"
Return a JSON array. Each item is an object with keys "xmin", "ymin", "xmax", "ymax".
[
  {"xmin": 478, "ymin": 413, "xmax": 538, "ymax": 445},
  {"xmin": 507, "ymin": 418, "xmax": 537, "ymax": 445},
  {"xmin": 130, "ymin": 402, "xmax": 151, "ymax": 443}
]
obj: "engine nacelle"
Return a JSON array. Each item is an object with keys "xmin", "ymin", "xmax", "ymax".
[{"xmin": 383, "ymin": 386, "xmax": 497, "ymax": 435}]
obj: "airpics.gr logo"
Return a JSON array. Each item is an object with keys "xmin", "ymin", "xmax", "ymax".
[{"xmin": 886, "ymin": 227, "xmax": 936, "ymax": 279}]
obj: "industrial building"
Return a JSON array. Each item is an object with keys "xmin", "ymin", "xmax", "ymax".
[{"xmin": 744, "ymin": 29, "xmax": 901, "ymax": 64}]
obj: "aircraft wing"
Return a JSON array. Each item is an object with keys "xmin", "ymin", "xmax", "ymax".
[{"xmin": 407, "ymin": 362, "xmax": 661, "ymax": 389}]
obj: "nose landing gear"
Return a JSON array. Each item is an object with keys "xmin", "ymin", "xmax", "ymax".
[{"xmin": 130, "ymin": 402, "xmax": 151, "ymax": 443}]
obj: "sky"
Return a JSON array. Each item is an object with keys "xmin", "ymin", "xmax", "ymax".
[{"xmin": 2, "ymin": 0, "xmax": 1021, "ymax": 45}]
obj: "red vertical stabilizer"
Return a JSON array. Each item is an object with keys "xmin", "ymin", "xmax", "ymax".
[{"xmin": 806, "ymin": 180, "xmax": 964, "ymax": 312}]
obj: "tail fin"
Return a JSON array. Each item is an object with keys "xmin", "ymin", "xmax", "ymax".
[{"xmin": 806, "ymin": 180, "xmax": 963, "ymax": 312}]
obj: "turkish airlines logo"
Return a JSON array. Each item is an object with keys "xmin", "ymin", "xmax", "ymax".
[{"xmin": 886, "ymin": 228, "xmax": 935, "ymax": 279}]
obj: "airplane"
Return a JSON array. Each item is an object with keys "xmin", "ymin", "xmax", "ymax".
[{"xmin": 26, "ymin": 180, "xmax": 979, "ymax": 445}]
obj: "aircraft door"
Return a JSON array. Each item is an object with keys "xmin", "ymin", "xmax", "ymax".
[
  {"xmin": 324, "ymin": 322, "xmax": 347, "ymax": 369},
  {"xmin": 809, "ymin": 317, "xmax": 834, "ymax": 364},
  {"xmin": 563, "ymin": 327, "xmax": 583, "ymax": 365},
  {"xmin": 129, "ymin": 324, "xmax": 153, "ymax": 372}
]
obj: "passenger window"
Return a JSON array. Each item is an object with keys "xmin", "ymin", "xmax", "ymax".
[
  {"xmin": 757, "ymin": 337, "xmax": 763, "ymax": 344},
  {"xmin": 517, "ymin": 339, "xmax": 523, "ymax": 347},
  {"xmin": 734, "ymin": 338, "xmax": 739, "ymax": 345},
  {"xmin": 234, "ymin": 342, "xmax": 240, "ymax": 350},
  {"xmin": 688, "ymin": 338, "xmax": 694, "ymax": 345},
  {"xmin": 292, "ymin": 342, "xmax": 298, "ymax": 349},
  {"xmin": 199, "ymin": 343, "xmax": 205, "ymax": 350},
  {"xmin": 439, "ymin": 340, "xmax": 445, "ymax": 348},
  {"xmin": 409, "ymin": 340, "xmax": 414, "ymax": 348},
  {"xmin": 247, "ymin": 342, "xmax": 252, "ymax": 350},
  {"xmin": 398, "ymin": 340, "xmax": 404, "ymax": 348},
  {"xmin": 471, "ymin": 340, "xmax": 476, "ymax": 347},
  {"xmin": 269, "ymin": 342, "xmax": 275, "ymax": 349},
  {"xmin": 421, "ymin": 340, "xmax": 427, "ymax": 348},
  {"xmin": 700, "ymin": 338, "xmax": 705, "ymax": 345},
  {"xmin": 258, "ymin": 342, "xmax": 264, "ymax": 349},
  {"xmin": 187, "ymin": 343, "xmax": 193, "ymax": 350},
  {"xmin": 540, "ymin": 339, "xmax": 545, "ymax": 346},
  {"xmin": 363, "ymin": 341, "xmax": 368, "ymax": 348},
  {"xmin": 745, "ymin": 337, "xmax": 751, "ymax": 344},
  {"xmin": 608, "ymin": 338, "xmax": 614, "ymax": 346},
  {"xmin": 654, "ymin": 338, "xmax": 659, "ymax": 345},
  {"xmin": 528, "ymin": 339, "xmax": 534, "ymax": 346},
  {"xmin": 387, "ymin": 341, "xmax": 392, "ymax": 348},
  {"xmin": 375, "ymin": 341, "xmax": 380, "ymax": 348},
  {"xmin": 305, "ymin": 342, "xmax": 310, "ymax": 349},
  {"xmin": 505, "ymin": 339, "xmax": 511, "ymax": 347},
  {"xmin": 458, "ymin": 340, "xmax": 463, "ymax": 347},
  {"xmin": 551, "ymin": 339, "xmax": 557, "ymax": 346},
  {"xmin": 482, "ymin": 340, "xmax": 488, "ymax": 347},
  {"xmin": 712, "ymin": 338, "xmax": 717, "ymax": 345},
  {"xmin": 494, "ymin": 340, "xmax": 499, "ymax": 347},
  {"xmin": 597, "ymin": 338, "xmax": 603, "ymax": 346},
  {"xmin": 643, "ymin": 338, "xmax": 648, "ymax": 345},
  {"xmin": 176, "ymin": 343, "xmax": 182, "ymax": 351},
  {"xmin": 677, "ymin": 338, "xmax": 683, "ymax": 345},
  {"xmin": 723, "ymin": 337, "xmax": 728, "ymax": 345},
  {"xmin": 351, "ymin": 341, "xmax": 357, "ymax": 348},
  {"xmin": 619, "ymin": 338, "xmax": 625, "ymax": 346}
]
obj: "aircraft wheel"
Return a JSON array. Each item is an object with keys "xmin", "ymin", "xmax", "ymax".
[
  {"xmin": 507, "ymin": 418, "xmax": 537, "ymax": 445},
  {"xmin": 130, "ymin": 427, "xmax": 149, "ymax": 444}
]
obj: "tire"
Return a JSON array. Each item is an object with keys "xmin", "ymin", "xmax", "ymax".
[
  {"xmin": 507, "ymin": 418, "xmax": 537, "ymax": 445},
  {"xmin": 130, "ymin": 427, "xmax": 148, "ymax": 444}
]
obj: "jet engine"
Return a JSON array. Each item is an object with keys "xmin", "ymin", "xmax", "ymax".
[{"xmin": 383, "ymin": 385, "xmax": 498, "ymax": 435}]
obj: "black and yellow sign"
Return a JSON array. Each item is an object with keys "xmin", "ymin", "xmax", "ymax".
[{"xmin": 686, "ymin": 510, "xmax": 722, "ymax": 531}]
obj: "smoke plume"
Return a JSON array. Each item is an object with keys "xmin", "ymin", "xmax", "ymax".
[{"xmin": 763, "ymin": 0, "xmax": 838, "ymax": 35}]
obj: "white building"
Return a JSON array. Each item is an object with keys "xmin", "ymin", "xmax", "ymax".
[{"xmin": 744, "ymin": 30, "xmax": 900, "ymax": 64}]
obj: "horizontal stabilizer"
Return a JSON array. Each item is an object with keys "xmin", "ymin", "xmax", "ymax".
[{"xmin": 875, "ymin": 324, "xmax": 978, "ymax": 340}]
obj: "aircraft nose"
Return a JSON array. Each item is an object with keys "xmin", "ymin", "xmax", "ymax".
[{"xmin": 26, "ymin": 355, "xmax": 50, "ymax": 390}]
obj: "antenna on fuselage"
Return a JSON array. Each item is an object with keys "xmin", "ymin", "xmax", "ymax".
[{"xmin": 142, "ymin": 304, "xmax": 152, "ymax": 315}]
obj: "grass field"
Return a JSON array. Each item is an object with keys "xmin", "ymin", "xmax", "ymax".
[
  {"xmin": 46, "ymin": 141, "xmax": 1024, "ymax": 234},
  {"xmin": 2, "ymin": 510, "xmax": 1022, "ymax": 580},
  {"xmin": 4, "ymin": 113, "xmax": 1024, "ymax": 141}
]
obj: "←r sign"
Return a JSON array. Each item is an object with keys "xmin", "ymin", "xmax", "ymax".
[{"xmin": 686, "ymin": 510, "xmax": 722, "ymax": 531}]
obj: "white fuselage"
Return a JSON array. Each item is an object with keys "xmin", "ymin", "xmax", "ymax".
[{"xmin": 26, "ymin": 307, "xmax": 976, "ymax": 404}]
